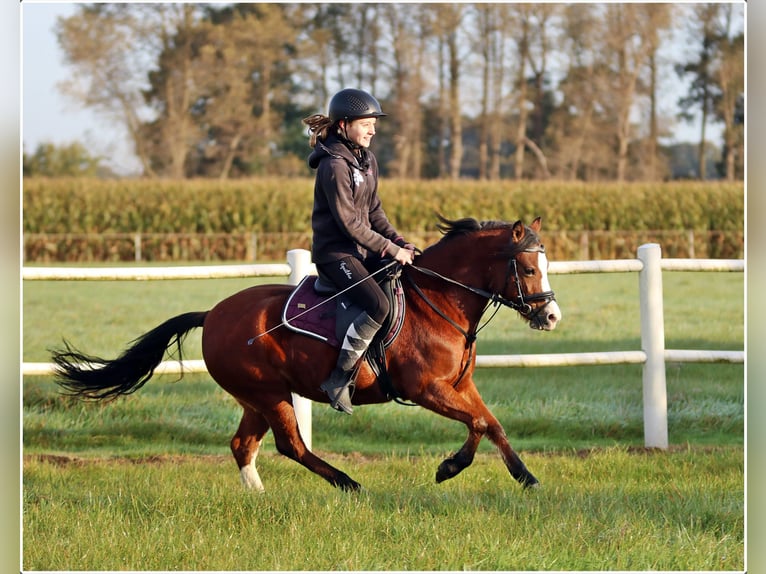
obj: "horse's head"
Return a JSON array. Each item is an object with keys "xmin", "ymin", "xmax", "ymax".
[
  {"xmin": 499, "ymin": 217, "xmax": 561, "ymax": 331},
  {"xmin": 420, "ymin": 215, "xmax": 562, "ymax": 331}
]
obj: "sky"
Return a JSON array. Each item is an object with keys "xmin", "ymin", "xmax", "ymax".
[{"xmin": 21, "ymin": 1, "xmax": 730, "ymax": 177}]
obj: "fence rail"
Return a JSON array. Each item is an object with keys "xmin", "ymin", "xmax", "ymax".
[
  {"xmin": 23, "ymin": 229, "xmax": 744, "ymax": 263},
  {"xmin": 23, "ymin": 247, "xmax": 744, "ymax": 451}
]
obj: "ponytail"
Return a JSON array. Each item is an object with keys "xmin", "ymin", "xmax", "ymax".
[{"xmin": 302, "ymin": 114, "xmax": 335, "ymax": 147}]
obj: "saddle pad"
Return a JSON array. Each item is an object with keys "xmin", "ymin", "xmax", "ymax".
[
  {"xmin": 282, "ymin": 275, "xmax": 406, "ymax": 349},
  {"xmin": 282, "ymin": 276, "xmax": 340, "ymax": 346}
]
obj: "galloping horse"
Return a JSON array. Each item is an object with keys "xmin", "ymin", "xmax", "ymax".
[{"xmin": 52, "ymin": 216, "xmax": 561, "ymax": 492}]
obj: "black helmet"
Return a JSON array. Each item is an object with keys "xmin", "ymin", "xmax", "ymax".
[{"xmin": 328, "ymin": 88, "xmax": 387, "ymax": 123}]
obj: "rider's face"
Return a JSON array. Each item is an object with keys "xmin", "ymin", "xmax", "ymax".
[{"xmin": 342, "ymin": 117, "xmax": 377, "ymax": 148}]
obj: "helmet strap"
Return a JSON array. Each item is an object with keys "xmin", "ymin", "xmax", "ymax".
[{"xmin": 338, "ymin": 120, "xmax": 362, "ymax": 151}]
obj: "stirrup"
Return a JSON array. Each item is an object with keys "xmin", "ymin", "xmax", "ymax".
[{"xmin": 320, "ymin": 370, "xmax": 354, "ymax": 415}]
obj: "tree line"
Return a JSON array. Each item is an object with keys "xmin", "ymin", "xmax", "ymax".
[{"xmin": 40, "ymin": 3, "xmax": 744, "ymax": 181}]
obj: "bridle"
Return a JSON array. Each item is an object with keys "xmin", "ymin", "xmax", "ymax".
[
  {"xmin": 404, "ymin": 242, "xmax": 556, "ymax": 389},
  {"xmin": 408, "ymin": 244, "xmax": 556, "ymax": 320}
]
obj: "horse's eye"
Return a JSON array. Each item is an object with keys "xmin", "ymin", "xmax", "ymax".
[{"xmin": 524, "ymin": 267, "xmax": 535, "ymax": 276}]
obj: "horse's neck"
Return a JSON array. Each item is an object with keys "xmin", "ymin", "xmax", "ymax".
[
  {"xmin": 410, "ymin": 237, "xmax": 497, "ymax": 328},
  {"xmin": 419, "ymin": 233, "xmax": 496, "ymax": 281}
]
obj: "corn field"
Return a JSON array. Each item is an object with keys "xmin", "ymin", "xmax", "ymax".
[{"xmin": 23, "ymin": 178, "xmax": 744, "ymax": 261}]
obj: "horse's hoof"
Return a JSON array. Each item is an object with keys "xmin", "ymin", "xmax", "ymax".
[
  {"xmin": 336, "ymin": 476, "xmax": 362, "ymax": 492},
  {"xmin": 523, "ymin": 478, "xmax": 541, "ymax": 490},
  {"xmin": 435, "ymin": 459, "xmax": 460, "ymax": 483}
]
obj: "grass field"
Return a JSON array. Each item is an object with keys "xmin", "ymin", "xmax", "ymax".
[{"xmin": 22, "ymin": 268, "xmax": 745, "ymax": 570}]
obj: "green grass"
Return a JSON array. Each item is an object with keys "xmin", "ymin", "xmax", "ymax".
[
  {"xmin": 23, "ymin": 448, "xmax": 743, "ymax": 571},
  {"xmin": 22, "ymin": 268, "xmax": 744, "ymax": 571}
]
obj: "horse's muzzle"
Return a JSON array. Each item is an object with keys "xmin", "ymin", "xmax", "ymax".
[{"xmin": 528, "ymin": 300, "xmax": 562, "ymax": 331}]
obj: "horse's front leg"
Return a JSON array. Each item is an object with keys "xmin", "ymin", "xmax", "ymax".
[
  {"xmin": 414, "ymin": 375, "xmax": 539, "ymax": 489},
  {"xmin": 486, "ymin": 423, "xmax": 539, "ymax": 489}
]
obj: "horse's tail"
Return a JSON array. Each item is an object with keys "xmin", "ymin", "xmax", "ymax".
[{"xmin": 51, "ymin": 311, "xmax": 209, "ymax": 401}]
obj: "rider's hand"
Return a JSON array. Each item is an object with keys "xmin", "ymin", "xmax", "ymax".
[{"xmin": 394, "ymin": 246, "xmax": 415, "ymax": 265}]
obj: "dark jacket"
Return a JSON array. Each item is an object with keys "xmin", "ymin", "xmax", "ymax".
[{"xmin": 309, "ymin": 132, "xmax": 404, "ymax": 264}]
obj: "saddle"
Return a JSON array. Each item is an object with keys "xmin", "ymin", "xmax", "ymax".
[{"xmin": 281, "ymin": 264, "xmax": 406, "ymax": 401}]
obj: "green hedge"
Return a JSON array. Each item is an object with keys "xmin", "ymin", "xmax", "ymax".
[{"xmin": 23, "ymin": 178, "xmax": 743, "ymax": 234}]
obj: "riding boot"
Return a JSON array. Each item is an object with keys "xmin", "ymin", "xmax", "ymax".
[{"xmin": 320, "ymin": 311, "xmax": 383, "ymax": 414}]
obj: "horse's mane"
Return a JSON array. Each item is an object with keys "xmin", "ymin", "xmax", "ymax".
[
  {"xmin": 436, "ymin": 215, "xmax": 511, "ymax": 240},
  {"xmin": 434, "ymin": 214, "xmax": 541, "ymax": 255}
]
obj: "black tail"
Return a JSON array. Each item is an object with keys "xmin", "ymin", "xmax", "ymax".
[{"xmin": 51, "ymin": 311, "xmax": 209, "ymax": 401}]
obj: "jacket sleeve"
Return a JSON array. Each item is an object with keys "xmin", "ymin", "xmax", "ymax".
[{"xmin": 319, "ymin": 158, "xmax": 400, "ymax": 257}]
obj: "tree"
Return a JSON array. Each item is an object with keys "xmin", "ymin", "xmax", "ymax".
[
  {"xmin": 473, "ymin": 4, "xmax": 495, "ymax": 180},
  {"xmin": 196, "ymin": 4, "xmax": 297, "ymax": 178},
  {"xmin": 548, "ymin": 4, "xmax": 604, "ymax": 180},
  {"xmin": 676, "ymin": 4, "xmax": 721, "ymax": 180},
  {"xmin": 48, "ymin": 2, "xmax": 743, "ymax": 182},
  {"xmin": 713, "ymin": 6, "xmax": 744, "ymax": 181},
  {"xmin": 604, "ymin": 4, "xmax": 668, "ymax": 182},
  {"xmin": 380, "ymin": 4, "xmax": 427, "ymax": 178},
  {"xmin": 432, "ymin": 4, "xmax": 465, "ymax": 180},
  {"xmin": 141, "ymin": 4, "xmax": 201, "ymax": 178},
  {"xmin": 23, "ymin": 141, "xmax": 103, "ymax": 177},
  {"xmin": 56, "ymin": 5, "xmax": 159, "ymax": 176},
  {"xmin": 508, "ymin": 5, "xmax": 532, "ymax": 180},
  {"xmin": 641, "ymin": 5, "xmax": 672, "ymax": 181},
  {"xmin": 524, "ymin": 4, "xmax": 557, "ymax": 179},
  {"xmin": 488, "ymin": 6, "xmax": 511, "ymax": 180}
]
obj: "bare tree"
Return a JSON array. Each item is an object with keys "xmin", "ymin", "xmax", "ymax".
[
  {"xmin": 509, "ymin": 5, "xmax": 532, "ymax": 180},
  {"xmin": 474, "ymin": 4, "xmax": 494, "ymax": 180},
  {"xmin": 604, "ymin": 4, "xmax": 664, "ymax": 182},
  {"xmin": 433, "ymin": 4, "xmax": 464, "ymax": 179},
  {"xmin": 56, "ymin": 5, "xmax": 157, "ymax": 176},
  {"xmin": 525, "ymin": 4, "xmax": 557, "ymax": 171},
  {"xmin": 381, "ymin": 4, "xmax": 426, "ymax": 178},
  {"xmin": 714, "ymin": 5, "xmax": 744, "ymax": 181},
  {"xmin": 639, "ymin": 4, "xmax": 671, "ymax": 181},
  {"xmin": 676, "ymin": 4, "xmax": 721, "ymax": 180},
  {"xmin": 489, "ymin": 5, "xmax": 511, "ymax": 180}
]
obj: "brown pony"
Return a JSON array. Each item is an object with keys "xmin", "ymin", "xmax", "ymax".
[{"xmin": 52, "ymin": 216, "xmax": 561, "ymax": 492}]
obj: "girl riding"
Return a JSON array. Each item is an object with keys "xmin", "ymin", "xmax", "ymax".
[{"xmin": 303, "ymin": 88, "xmax": 416, "ymax": 414}]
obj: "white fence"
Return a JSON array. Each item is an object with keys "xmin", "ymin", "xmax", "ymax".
[{"xmin": 23, "ymin": 245, "xmax": 744, "ymax": 451}]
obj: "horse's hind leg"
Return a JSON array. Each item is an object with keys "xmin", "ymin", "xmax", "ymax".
[
  {"xmin": 231, "ymin": 404, "xmax": 270, "ymax": 491},
  {"xmin": 266, "ymin": 399, "xmax": 362, "ymax": 491}
]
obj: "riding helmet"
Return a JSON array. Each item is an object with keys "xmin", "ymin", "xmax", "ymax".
[{"xmin": 328, "ymin": 89, "xmax": 387, "ymax": 123}]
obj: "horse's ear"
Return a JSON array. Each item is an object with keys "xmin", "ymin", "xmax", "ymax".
[
  {"xmin": 530, "ymin": 217, "xmax": 542, "ymax": 232},
  {"xmin": 511, "ymin": 220, "xmax": 525, "ymax": 242}
]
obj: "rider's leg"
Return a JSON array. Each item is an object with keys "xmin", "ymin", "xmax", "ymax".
[
  {"xmin": 320, "ymin": 310, "xmax": 382, "ymax": 414},
  {"xmin": 316, "ymin": 257, "xmax": 389, "ymax": 414}
]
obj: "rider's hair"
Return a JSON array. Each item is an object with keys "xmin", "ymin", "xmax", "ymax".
[{"xmin": 302, "ymin": 114, "xmax": 335, "ymax": 147}]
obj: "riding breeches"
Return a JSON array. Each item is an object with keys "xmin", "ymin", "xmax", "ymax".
[{"xmin": 315, "ymin": 256, "xmax": 390, "ymax": 325}]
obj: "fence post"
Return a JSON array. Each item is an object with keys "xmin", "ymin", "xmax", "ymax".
[
  {"xmin": 637, "ymin": 243, "xmax": 668, "ymax": 449},
  {"xmin": 134, "ymin": 233, "xmax": 142, "ymax": 262},
  {"xmin": 287, "ymin": 249, "xmax": 313, "ymax": 451}
]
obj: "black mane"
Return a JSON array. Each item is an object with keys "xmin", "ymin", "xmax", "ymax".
[
  {"xmin": 436, "ymin": 215, "xmax": 511, "ymax": 240},
  {"xmin": 434, "ymin": 214, "xmax": 542, "ymax": 255}
]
